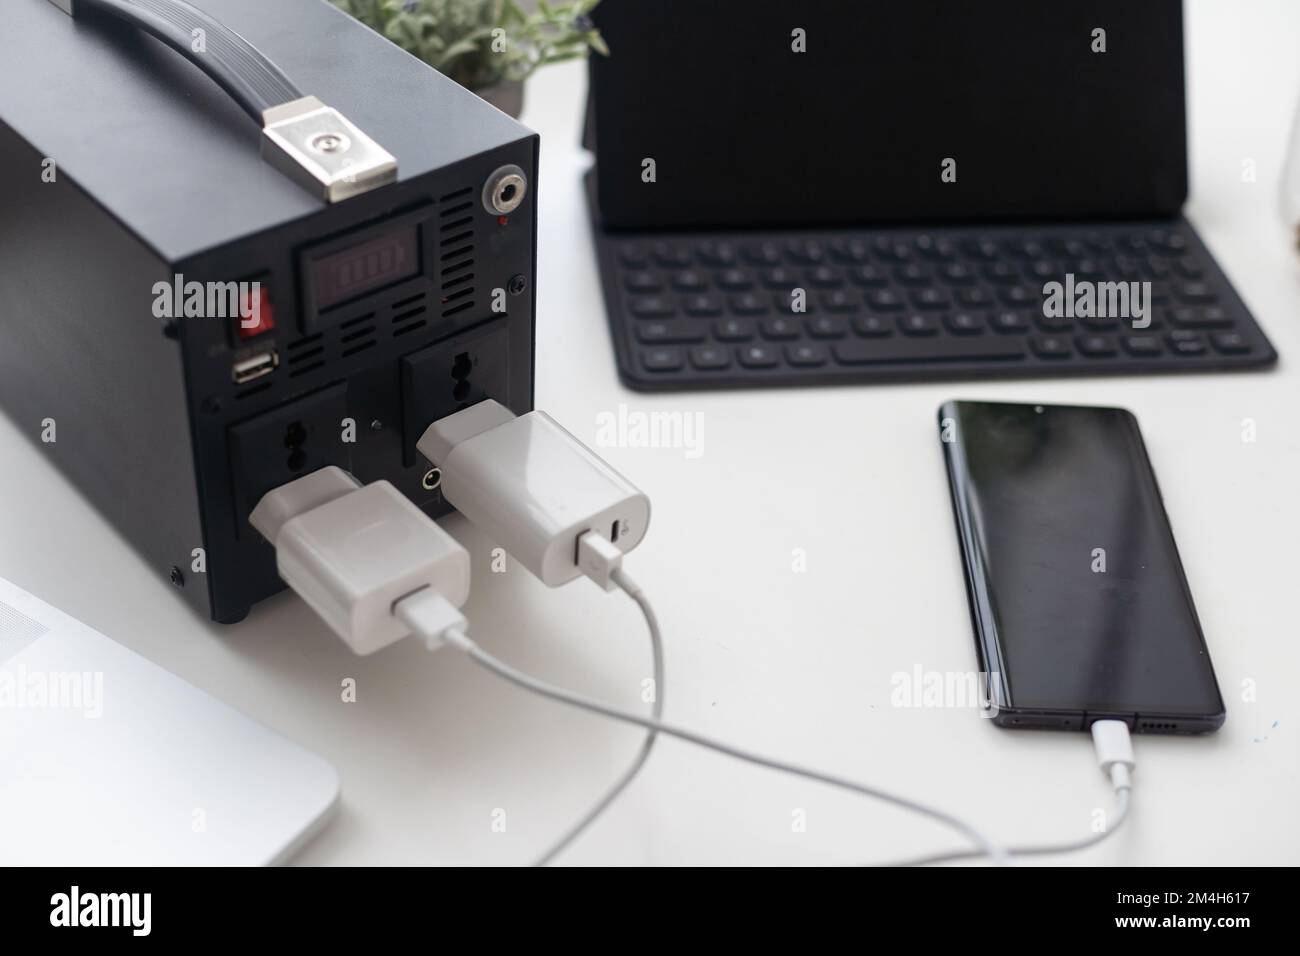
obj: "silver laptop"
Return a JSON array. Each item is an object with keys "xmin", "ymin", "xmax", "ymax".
[{"xmin": 0, "ymin": 576, "xmax": 339, "ymax": 865}]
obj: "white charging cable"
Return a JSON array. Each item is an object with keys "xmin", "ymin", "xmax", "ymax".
[
  {"xmin": 877, "ymin": 719, "xmax": 1135, "ymax": 866},
  {"xmin": 394, "ymin": 580, "xmax": 1006, "ymax": 865}
]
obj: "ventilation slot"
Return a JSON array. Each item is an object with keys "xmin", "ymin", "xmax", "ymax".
[
  {"xmin": 236, "ymin": 381, "xmax": 274, "ymax": 400},
  {"xmin": 288, "ymin": 361, "xmax": 326, "ymax": 378},
  {"xmin": 387, "ymin": 292, "xmax": 427, "ymax": 337},
  {"xmin": 285, "ymin": 333, "xmax": 325, "ymax": 373},
  {"xmin": 334, "ymin": 312, "xmax": 378, "ymax": 358},
  {"xmin": 438, "ymin": 195, "xmax": 476, "ymax": 318}
]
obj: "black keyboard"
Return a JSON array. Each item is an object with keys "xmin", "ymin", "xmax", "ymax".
[{"xmin": 591, "ymin": 215, "xmax": 1277, "ymax": 391}]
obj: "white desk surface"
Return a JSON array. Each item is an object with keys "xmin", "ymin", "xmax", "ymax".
[{"xmin": 2, "ymin": 0, "xmax": 1297, "ymax": 866}]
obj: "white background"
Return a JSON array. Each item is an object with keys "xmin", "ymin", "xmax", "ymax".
[{"xmin": 2, "ymin": 0, "xmax": 1297, "ymax": 865}]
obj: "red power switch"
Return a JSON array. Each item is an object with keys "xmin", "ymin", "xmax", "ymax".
[{"xmin": 237, "ymin": 285, "xmax": 275, "ymax": 340}]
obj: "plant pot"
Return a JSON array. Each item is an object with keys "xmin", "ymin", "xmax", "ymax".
[{"xmin": 474, "ymin": 80, "xmax": 525, "ymax": 119}]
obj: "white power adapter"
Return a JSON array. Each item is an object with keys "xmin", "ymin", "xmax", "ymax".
[
  {"xmin": 250, "ymin": 466, "xmax": 470, "ymax": 654},
  {"xmin": 417, "ymin": 400, "xmax": 650, "ymax": 588}
]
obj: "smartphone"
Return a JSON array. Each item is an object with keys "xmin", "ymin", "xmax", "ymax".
[{"xmin": 939, "ymin": 400, "xmax": 1225, "ymax": 733}]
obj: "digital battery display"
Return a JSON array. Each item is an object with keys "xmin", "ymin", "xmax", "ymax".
[{"xmin": 308, "ymin": 226, "xmax": 420, "ymax": 311}]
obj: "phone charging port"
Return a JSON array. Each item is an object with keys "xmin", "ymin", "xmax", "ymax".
[{"xmin": 232, "ymin": 349, "xmax": 279, "ymax": 384}]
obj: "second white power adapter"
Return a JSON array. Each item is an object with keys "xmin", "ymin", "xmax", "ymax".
[
  {"xmin": 250, "ymin": 466, "xmax": 470, "ymax": 654},
  {"xmin": 417, "ymin": 400, "xmax": 650, "ymax": 587}
]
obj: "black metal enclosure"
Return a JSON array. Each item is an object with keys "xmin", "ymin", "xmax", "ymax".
[{"xmin": 0, "ymin": 0, "xmax": 538, "ymax": 623}]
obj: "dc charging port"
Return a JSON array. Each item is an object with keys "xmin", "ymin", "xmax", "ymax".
[{"xmin": 483, "ymin": 164, "xmax": 528, "ymax": 215}]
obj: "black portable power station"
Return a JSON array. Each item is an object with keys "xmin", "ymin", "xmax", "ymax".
[{"xmin": 0, "ymin": 0, "xmax": 538, "ymax": 623}]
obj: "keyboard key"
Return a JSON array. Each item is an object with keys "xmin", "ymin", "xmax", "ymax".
[
  {"xmin": 1210, "ymin": 331, "xmax": 1251, "ymax": 354},
  {"xmin": 963, "ymin": 238, "xmax": 1001, "ymax": 260},
  {"xmin": 984, "ymin": 262, "xmax": 1018, "ymax": 284},
  {"xmin": 624, "ymin": 271, "xmax": 662, "ymax": 293},
  {"xmin": 717, "ymin": 268, "xmax": 754, "ymax": 291},
  {"xmin": 737, "ymin": 344, "xmax": 780, "ymax": 368},
  {"xmin": 829, "ymin": 238, "xmax": 870, "ymax": 262},
  {"xmin": 991, "ymin": 311, "xmax": 1029, "ymax": 333},
  {"xmin": 1174, "ymin": 259, "xmax": 1205, "ymax": 280},
  {"xmin": 1076, "ymin": 334, "xmax": 1118, "ymax": 357},
  {"xmin": 787, "ymin": 240, "xmax": 825, "ymax": 263},
  {"xmin": 833, "ymin": 337, "xmax": 1026, "ymax": 365},
  {"xmin": 640, "ymin": 348, "xmax": 683, "ymax": 372},
  {"xmin": 672, "ymin": 270, "xmax": 708, "ymax": 292},
  {"xmin": 849, "ymin": 265, "xmax": 888, "ymax": 286},
  {"xmin": 1152, "ymin": 231, "xmax": 1188, "ymax": 254},
  {"xmin": 697, "ymin": 241, "xmax": 737, "ymax": 266},
  {"xmin": 1049, "ymin": 238, "xmax": 1087, "ymax": 257},
  {"xmin": 1168, "ymin": 306, "xmax": 1231, "ymax": 328},
  {"xmin": 1080, "ymin": 313, "xmax": 1120, "ymax": 331},
  {"xmin": 690, "ymin": 345, "xmax": 732, "ymax": 370},
  {"xmin": 744, "ymin": 241, "xmax": 782, "ymax": 265},
  {"xmin": 1025, "ymin": 260, "xmax": 1057, "ymax": 281},
  {"xmin": 1035, "ymin": 311, "xmax": 1073, "ymax": 332},
  {"xmin": 1175, "ymin": 282, "xmax": 1218, "ymax": 304},
  {"xmin": 774, "ymin": 291, "xmax": 813, "ymax": 314},
  {"xmin": 899, "ymin": 313, "xmax": 939, "ymax": 336},
  {"xmin": 807, "ymin": 316, "xmax": 847, "ymax": 339},
  {"xmin": 1005, "ymin": 238, "xmax": 1045, "ymax": 258},
  {"xmin": 761, "ymin": 267, "xmax": 798, "ymax": 288},
  {"xmin": 866, "ymin": 289, "xmax": 905, "ymax": 311},
  {"xmin": 853, "ymin": 314, "xmax": 894, "ymax": 337},
  {"xmin": 729, "ymin": 293, "xmax": 769, "ymax": 315},
  {"xmin": 629, "ymin": 295, "xmax": 675, "ymax": 318},
  {"xmin": 910, "ymin": 285, "xmax": 949, "ymax": 310},
  {"xmin": 786, "ymin": 343, "xmax": 828, "ymax": 367},
  {"xmin": 873, "ymin": 238, "xmax": 912, "ymax": 262},
  {"xmin": 807, "ymin": 265, "xmax": 843, "ymax": 288},
  {"xmin": 944, "ymin": 312, "xmax": 984, "ymax": 335},
  {"xmin": 1168, "ymin": 330, "xmax": 1207, "ymax": 355},
  {"xmin": 920, "ymin": 295, "xmax": 961, "ymax": 325},
  {"xmin": 1084, "ymin": 232, "xmax": 1113, "ymax": 253},
  {"xmin": 957, "ymin": 287, "xmax": 994, "ymax": 307},
  {"xmin": 760, "ymin": 317, "xmax": 801, "ymax": 340},
  {"xmin": 714, "ymin": 317, "xmax": 755, "ymax": 341},
  {"xmin": 821, "ymin": 290, "xmax": 858, "ymax": 312},
  {"xmin": 915, "ymin": 236, "xmax": 956, "ymax": 260},
  {"xmin": 651, "ymin": 242, "xmax": 691, "ymax": 268},
  {"xmin": 1031, "ymin": 335, "xmax": 1072, "ymax": 359},
  {"xmin": 1145, "ymin": 256, "xmax": 1171, "ymax": 279},
  {"xmin": 1114, "ymin": 255, "xmax": 1142, "ymax": 280},
  {"xmin": 682, "ymin": 294, "xmax": 723, "ymax": 316},
  {"xmin": 1122, "ymin": 334, "xmax": 1163, "ymax": 356},
  {"xmin": 636, "ymin": 320, "xmax": 706, "ymax": 344},
  {"xmin": 618, "ymin": 243, "xmax": 648, "ymax": 268},
  {"xmin": 999, "ymin": 285, "xmax": 1036, "ymax": 306},
  {"xmin": 940, "ymin": 263, "xmax": 975, "ymax": 284},
  {"xmin": 895, "ymin": 263, "xmax": 931, "ymax": 286}
]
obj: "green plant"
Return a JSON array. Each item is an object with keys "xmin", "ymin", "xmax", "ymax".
[{"xmin": 331, "ymin": 0, "xmax": 607, "ymax": 91}]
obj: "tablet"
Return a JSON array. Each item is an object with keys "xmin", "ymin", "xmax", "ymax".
[{"xmin": 588, "ymin": 0, "xmax": 1186, "ymax": 229}]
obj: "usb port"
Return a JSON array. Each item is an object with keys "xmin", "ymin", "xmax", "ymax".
[{"xmin": 232, "ymin": 349, "xmax": 279, "ymax": 384}]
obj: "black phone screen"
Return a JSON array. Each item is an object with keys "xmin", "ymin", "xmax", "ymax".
[{"xmin": 940, "ymin": 401, "xmax": 1223, "ymax": 730}]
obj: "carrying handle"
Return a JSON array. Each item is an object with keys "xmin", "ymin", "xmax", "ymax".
[{"xmin": 50, "ymin": 0, "xmax": 398, "ymax": 202}]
